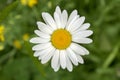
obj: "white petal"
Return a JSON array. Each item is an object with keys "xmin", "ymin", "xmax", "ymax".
[
  {"xmin": 34, "ymin": 51, "xmax": 40, "ymax": 57},
  {"xmin": 79, "ymin": 23, "xmax": 90, "ymax": 30},
  {"xmin": 34, "ymin": 50, "xmax": 47, "ymax": 57},
  {"xmin": 60, "ymin": 50, "xmax": 66, "ymax": 69},
  {"xmin": 42, "ymin": 12, "xmax": 57, "ymax": 30},
  {"xmin": 66, "ymin": 10, "xmax": 78, "ymax": 26},
  {"xmin": 66, "ymin": 48, "xmax": 78, "ymax": 66},
  {"xmin": 30, "ymin": 37, "xmax": 50, "ymax": 44},
  {"xmin": 54, "ymin": 12, "xmax": 61, "ymax": 28},
  {"xmin": 72, "ymin": 23, "xmax": 91, "ymax": 34},
  {"xmin": 37, "ymin": 21, "xmax": 53, "ymax": 34},
  {"xmin": 51, "ymin": 50, "xmax": 59, "ymax": 69},
  {"xmin": 54, "ymin": 6, "xmax": 62, "ymax": 29},
  {"xmin": 61, "ymin": 10, "xmax": 68, "ymax": 28},
  {"xmin": 34, "ymin": 30, "xmax": 50, "ymax": 39},
  {"xmin": 72, "ymin": 30, "xmax": 93, "ymax": 38},
  {"xmin": 66, "ymin": 15, "xmax": 79, "ymax": 31},
  {"xmin": 55, "ymin": 6, "xmax": 61, "ymax": 14},
  {"xmin": 72, "ymin": 37, "xmax": 93, "ymax": 44},
  {"xmin": 32, "ymin": 42, "xmax": 51, "ymax": 51},
  {"xmin": 70, "ymin": 43, "xmax": 88, "ymax": 55},
  {"xmin": 76, "ymin": 55, "xmax": 84, "ymax": 64},
  {"xmin": 68, "ymin": 18, "xmax": 81, "ymax": 32},
  {"xmin": 41, "ymin": 47, "xmax": 55, "ymax": 64},
  {"xmin": 70, "ymin": 16, "xmax": 85, "ymax": 33},
  {"xmin": 34, "ymin": 44, "xmax": 53, "ymax": 57},
  {"xmin": 54, "ymin": 63, "xmax": 60, "ymax": 72},
  {"xmin": 66, "ymin": 55, "xmax": 73, "ymax": 72}
]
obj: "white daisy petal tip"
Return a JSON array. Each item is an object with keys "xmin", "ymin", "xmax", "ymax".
[
  {"xmin": 81, "ymin": 16, "xmax": 85, "ymax": 19},
  {"xmin": 41, "ymin": 12, "xmax": 46, "ymax": 18},
  {"xmin": 55, "ymin": 6, "xmax": 61, "ymax": 12},
  {"xmin": 34, "ymin": 30, "xmax": 39, "ymax": 35},
  {"xmin": 32, "ymin": 47, "xmax": 35, "ymax": 51},
  {"xmin": 79, "ymin": 61, "xmax": 84, "ymax": 64},
  {"xmin": 87, "ymin": 23, "xmax": 90, "ymax": 26},
  {"xmin": 30, "ymin": 6, "xmax": 93, "ymax": 72},
  {"xmin": 33, "ymin": 52, "xmax": 39, "ymax": 57},
  {"xmin": 42, "ymin": 12, "xmax": 46, "ymax": 15},
  {"xmin": 81, "ymin": 61, "xmax": 84, "ymax": 64},
  {"xmin": 82, "ymin": 60, "xmax": 84, "ymax": 64},
  {"xmin": 56, "ymin": 6, "xmax": 60, "ymax": 9},
  {"xmin": 54, "ymin": 68, "xmax": 59, "ymax": 72},
  {"xmin": 72, "ymin": 9, "xmax": 78, "ymax": 15},
  {"xmin": 89, "ymin": 30, "xmax": 93, "ymax": 35},
  {"xmin": 89, "ymin": 39, "xmax": 93, "ymax": 43},
  {"xmin": 41, "ymin": 60, "xmax": 45, "ymax": 64},
  {"xmin": 36, "ymin": 21, "xmax": 40, "ymax": 25},
  {"xmin": 68, "ymin": 69, "xmax": 73, "ymax": 72},
  {"xmin": 85, "ymin": 51, "xmax": 89, "ymax": 55},
  {"xmin": 67, "ymin": 65, "xmax": 73, "ymax": 72},
  {"xmin": 29, "ymin": 38, "xmax": 32, "ymax": 43},
  {"xmin": 74, "ymin": 9, "xmax": 78, "ymax": 13},
  {"xmin": 29, "ymin": 38, "xmax": 36, "ymax": 43},
  {"xmin": 79, "ymin": 58, "xmax": 84, "ymax": 64},
  {"xmin": 87, "ymin": 38, "xmax": 93, "ymax": 44},
  {"xmin": 36, "ymin": 22, "xmax": 42, "ymax": 27}
]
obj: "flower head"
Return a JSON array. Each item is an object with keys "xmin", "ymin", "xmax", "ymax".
[
  {"xmin": 30, "ymin": 6, "xmax": 93, "ymax": 72},
  {"xmin": 20, "ymin": 0, "xmax": 38, "ymax": 7}
]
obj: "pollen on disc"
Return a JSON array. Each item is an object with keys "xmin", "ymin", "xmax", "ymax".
[{"xmin": 51, "ymin": 29, "xmax": 72, "ymax": 50}]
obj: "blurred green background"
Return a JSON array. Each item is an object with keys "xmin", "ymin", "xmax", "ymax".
[{"xmin": 0, "ymin": 0, "xmax": 120, "ymax": 80}]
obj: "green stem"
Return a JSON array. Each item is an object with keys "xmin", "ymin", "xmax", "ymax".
[
  {"xmin": 24, "ymin": 41, "xmax": 46, "ymax": 77},
  {"xmin": 102, "ymin": 43, "xmax": 120, "ymax": 68}
]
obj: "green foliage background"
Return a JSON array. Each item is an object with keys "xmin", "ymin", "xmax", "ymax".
[{"xmin": 0, "ymin": 0, "xmax": 120, "ymax": 80}]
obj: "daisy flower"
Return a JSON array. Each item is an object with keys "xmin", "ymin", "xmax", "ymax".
[{"xmin": 30, "ymin": 6, "xmax": 93, "ymax": 72}]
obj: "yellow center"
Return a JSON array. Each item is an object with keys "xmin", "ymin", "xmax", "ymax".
[{"xmin": 51, "ymin": 29, "xmax": 72, "ymax": 50}]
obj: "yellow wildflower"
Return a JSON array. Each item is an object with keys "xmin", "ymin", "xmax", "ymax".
[
  {"xmin": 23, "ymin": 33, "xmax": 29, "ymax": 41},
  {"xmin": 0, "ymin": 25, "xmax": 5, "ymax": 42},
  {"xmin": 13, "ymin": 40, "xmax": 21, "ymax": 49},
  {"xmin": 20, "ymin": 0, "xmax": 38, "ymax": 7}
]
